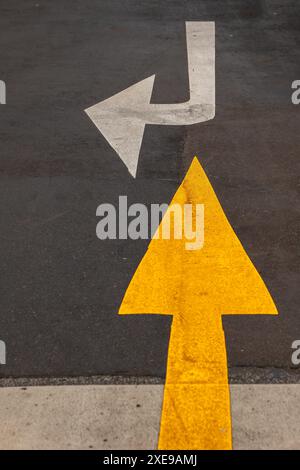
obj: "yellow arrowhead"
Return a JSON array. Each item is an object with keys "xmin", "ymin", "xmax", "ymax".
[{"xmin": 119, "ymin": 157, "xmax": 278, "ymax": 450}]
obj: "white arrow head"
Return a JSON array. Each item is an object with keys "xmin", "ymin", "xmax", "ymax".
[{"xmin": 85, "ymin": 75, "xmax": 155, "ymax": 178}]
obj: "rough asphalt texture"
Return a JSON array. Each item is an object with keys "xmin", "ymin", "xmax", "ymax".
[{"xmin": 0, "ymin": 0, "xmax": 299, "ymax": 380}]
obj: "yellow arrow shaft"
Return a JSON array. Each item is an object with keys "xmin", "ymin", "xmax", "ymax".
[{"xmin": 158, "ymin": 314, "xmax": 232, "ymax": 450}]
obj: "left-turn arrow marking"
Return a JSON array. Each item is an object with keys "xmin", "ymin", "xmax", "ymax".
[{"xmin": 85, "ymin": 22, "xmax": 215, "ymax": 177}]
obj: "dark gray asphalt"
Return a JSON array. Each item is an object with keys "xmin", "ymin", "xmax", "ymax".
[{"xmin": 0, "ymin": 0, "xmax": 299, "ymax": 381}]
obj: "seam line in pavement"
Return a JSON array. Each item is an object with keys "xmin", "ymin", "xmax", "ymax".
[{"xmin": 1, "ymin": 367, "xmax": 300, "ymax": 387}]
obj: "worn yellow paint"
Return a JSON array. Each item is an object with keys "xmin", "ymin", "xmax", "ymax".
[{"xmin": 119, "ymin": 157, "xmax": 278, "ymax": 450}]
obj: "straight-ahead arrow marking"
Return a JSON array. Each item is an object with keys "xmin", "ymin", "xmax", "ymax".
[
  {"xmin": 119, "ymin": 157, "xmax": 278, "ymax": 450},
  {"xmin": 85, "ymin": 22, "xmax": 215, "ymax": 177}
]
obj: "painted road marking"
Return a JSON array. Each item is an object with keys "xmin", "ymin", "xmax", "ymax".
[
  {"xmin": 119, "ymin": 157, "xmax": 278, "ymax": 450},
  {"xmin": 85, "ymin": 22, "xmax": 215, "ymax": 177}
]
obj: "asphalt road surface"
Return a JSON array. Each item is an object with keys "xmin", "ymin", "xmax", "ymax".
[{"xmin": 0, "ymin": 0, "xmax": 299, "ymax": 382}]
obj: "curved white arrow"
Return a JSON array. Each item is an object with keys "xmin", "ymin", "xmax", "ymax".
[{"xmin": 85, "ymin": 22, "xmax": 215, "ymax": 177}]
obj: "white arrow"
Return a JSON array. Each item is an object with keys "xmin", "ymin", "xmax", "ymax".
[{"xmin": 85, "ymin": 22, "xmax": 215, "ymax": 177}]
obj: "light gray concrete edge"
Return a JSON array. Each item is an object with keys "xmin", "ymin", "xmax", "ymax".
[{"xmin": 0, "ymin": 384, "xmax": 299, "ymax": 450}]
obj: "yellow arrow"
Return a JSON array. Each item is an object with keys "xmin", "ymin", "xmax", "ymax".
[{"xmin": 119, "ymin": 157, "xmax": 278, "ymax": 450}]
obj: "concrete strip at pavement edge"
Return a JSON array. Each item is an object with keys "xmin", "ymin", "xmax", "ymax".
[{"xmin": 0, "ymin": 384, "xmax": 299, "ymax": 450}]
